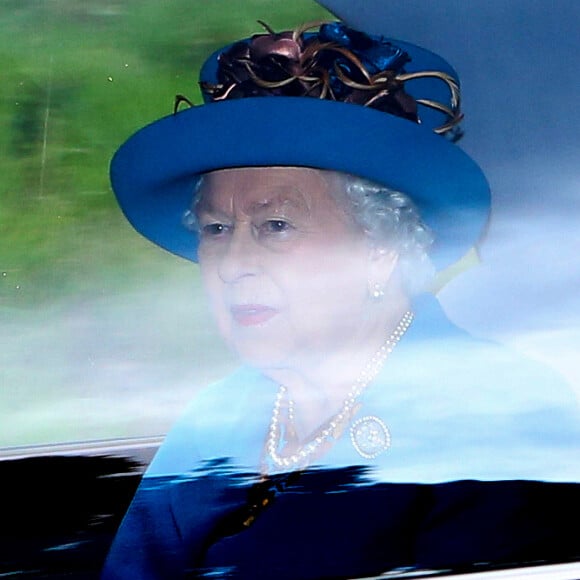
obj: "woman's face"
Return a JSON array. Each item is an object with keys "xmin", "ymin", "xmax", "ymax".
[{"xmin": 196, "ymin": 167, "xmax": 386, "ymax": 372}]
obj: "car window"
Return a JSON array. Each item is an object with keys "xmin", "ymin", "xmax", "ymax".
[{"xmin": 1, "ymin": 1, "xmax": 578, "ymax": 579}]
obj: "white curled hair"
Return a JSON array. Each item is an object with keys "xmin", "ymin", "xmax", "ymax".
[
  {"xmin": 183, "ymin": 170, "xmax": 435, "ymax": 294},
  {"xmin": 326, "ymin": 171, "xmax": 435, "ymax": 295}
]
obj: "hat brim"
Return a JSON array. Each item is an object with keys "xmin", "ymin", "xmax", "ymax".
[{"xmin": 111, "ymin": 96, "xmax": 490, "ymax": 269}]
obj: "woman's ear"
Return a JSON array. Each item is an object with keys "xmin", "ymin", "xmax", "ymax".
[{"xmin": 367, "ymin": 245, "xmax": 399, "ymax": 298}]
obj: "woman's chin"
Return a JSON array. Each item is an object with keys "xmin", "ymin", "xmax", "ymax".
[
  {"xmin": 227, "ymin": 327, "xmax": 294, "ymax": 372},
  {"xmin": 231, "ymin": 340, "xmax": 290, "ymax": 372}
]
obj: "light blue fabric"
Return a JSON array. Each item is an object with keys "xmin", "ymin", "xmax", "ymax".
[{"xmin": 145, "ymin": 294, "xmax": 580, "ymax": 483}]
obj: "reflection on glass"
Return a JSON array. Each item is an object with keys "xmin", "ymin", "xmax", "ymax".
[
  {"xmin": 2, "ymin": 2, "xmax": 579, "ymax": 579},
  {"xmin": 101, "ymin": 13, "xmax": 580, "ymax": 579}
]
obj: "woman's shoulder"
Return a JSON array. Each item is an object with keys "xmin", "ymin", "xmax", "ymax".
[
  {"xmin": 146, "ymin": 367, "xmax": 275, "ymax": 476},
  {"xmin": 404, "ymin": 293, "xmax": 577, "ymax": 409},
  {"xmin": 358, "ymin": 294, "xmax": 580, "ymax": 482}
]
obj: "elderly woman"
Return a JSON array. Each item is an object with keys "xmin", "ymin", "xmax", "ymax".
[{"xmin": 103, "ymin": 21, "xmax": 580, "ymax": 580}]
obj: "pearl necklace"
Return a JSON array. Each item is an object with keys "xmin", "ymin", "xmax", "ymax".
[{"xmin": 266, "ymin": 311, "xmax": 414, "ymax": 470}]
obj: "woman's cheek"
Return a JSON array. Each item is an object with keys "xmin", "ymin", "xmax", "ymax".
[{"xmin": 198, "ymin": 263, "xmax": 227, "ymax": 331}]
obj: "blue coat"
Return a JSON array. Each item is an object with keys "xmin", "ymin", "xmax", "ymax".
[{"xmin": 102, "ymin": 295, "xmax": 580, "ymax": 579}]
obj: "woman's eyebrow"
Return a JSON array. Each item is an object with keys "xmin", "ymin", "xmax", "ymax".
[
  {"xmin": 195, "ymin": 204, "xmax": 230, "ymax": 220},
  {"xmin": 247, "ymin": 194, "xmax": 307, "ymax": 215}
]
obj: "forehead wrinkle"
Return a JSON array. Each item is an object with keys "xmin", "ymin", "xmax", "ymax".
[
  {"xmin": 244, "ymin": 189, "xmax": 310, "ymax": 216},
  {"xmin": 195, "ymin": 194, "xmax": 229, "ymax": 218},
  {"xmin": 197, "ymin": 169, "xmax": 328, "ymax": 218}
]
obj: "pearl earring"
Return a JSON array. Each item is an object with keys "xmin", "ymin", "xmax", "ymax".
[{"xmin": 371, "ymin": 283, "xmax": 385, "ymax": 299}]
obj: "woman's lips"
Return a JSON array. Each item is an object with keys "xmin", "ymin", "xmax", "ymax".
[{"xmin": 230, "ymin": 304, "xmax": 278, "ymax": 327}]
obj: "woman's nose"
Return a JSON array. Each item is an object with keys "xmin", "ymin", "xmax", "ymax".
[{"xmin": 217, "ymin": 226, "xmax": 261, "ymax": 283}]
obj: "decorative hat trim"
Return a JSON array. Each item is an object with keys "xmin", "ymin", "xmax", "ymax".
[{"xmin": 176, "ymin": 22, "xmax": 462, "ymax": 139}]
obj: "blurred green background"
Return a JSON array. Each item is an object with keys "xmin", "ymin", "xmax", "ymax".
[{"xmin": 1, "ymin": 0, "xmax": 331, "ymax": 446}]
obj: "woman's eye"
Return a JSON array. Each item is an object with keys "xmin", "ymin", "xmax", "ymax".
[
  {"xmin": 261, "ymin": 220, "xmax": 292, "ymax": 234},
  {"xmin": 202, "ymin": 223, "xmax": 230, "ymax": 236}
]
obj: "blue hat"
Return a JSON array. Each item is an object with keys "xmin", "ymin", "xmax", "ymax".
[{"xmin": 110, "ymin": 22, "xmax": 490, "ymax": 270}]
